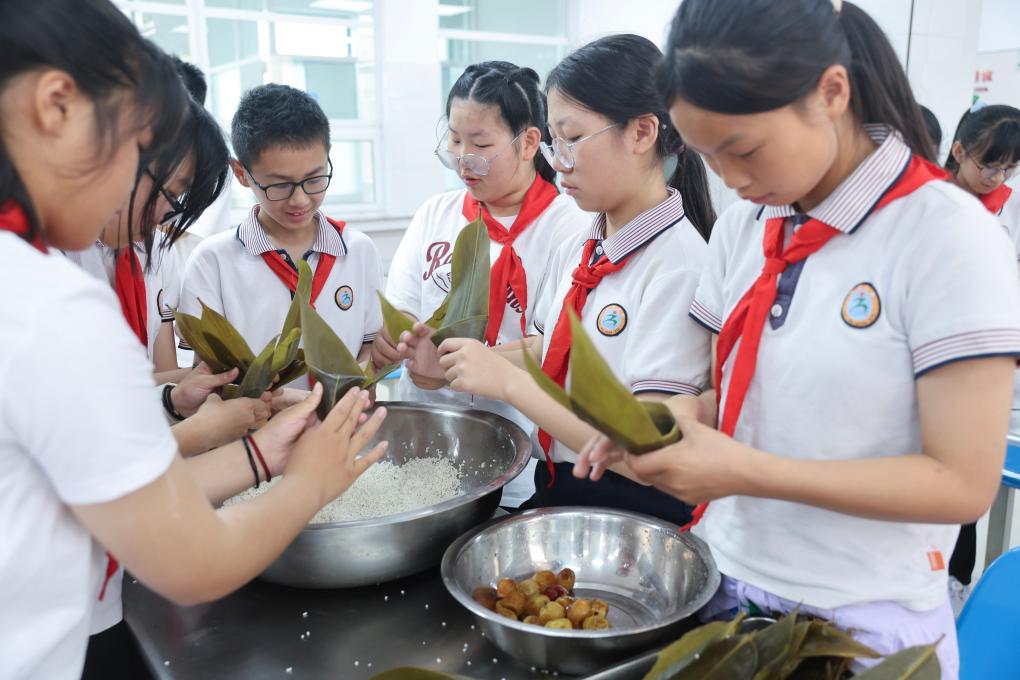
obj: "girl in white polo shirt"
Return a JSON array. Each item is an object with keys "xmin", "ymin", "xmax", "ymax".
[
  {"xmin": 180, "ymin": 84, "xmax": 383, "ymax": 385},
  {"xmin": 942, "ymin": 103, "xmax": 1020, "ymax": 610},
  {"xmin": 0, "ymin": 5, "xmax": 387, "ymax": 678},
  {"xmin": 376, "ymin": 61, "xmax": 590, "ymax": 506},
  {"xmin": 435, "ymin": 35, "xmax": 716, "ymax": 524},
  {"xmin": 574, "ymin": 2, "xmax": 1020, "ymax": 676}
]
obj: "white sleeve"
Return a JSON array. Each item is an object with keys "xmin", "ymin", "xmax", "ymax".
[
  {"xmin": 689, "ymin": 206, "xmax": 747, "ymax": 334},
  {"xmin": 626, "ymin": 269, "xmax": 712, "ymax": 396},
  {"xmin": 529, "ymin": 239, "xmax": 573, "ymax": 336},
  {"xmin": 177, "ymin": 242, "xmax": 223, "ymax": 349},
  {"xmin": 384, "ymin": 204, "xmax": 428, "ymax": 319},
  {"xmin": 6, "ymin": 283, "xmax": 177, "ymax": 505},
  {"xmin": 362, "ymin": 238, "xmax": 384, "ymax": 344},
  {"xmin": 159, "ymin": 246, "xmax": 181, "ymax": 322},
  {"xmin": 904, "ymin": 203, "xmax": 1020, "ymax": 376}
]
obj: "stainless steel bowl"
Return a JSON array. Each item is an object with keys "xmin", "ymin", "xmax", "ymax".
[
  {"xmin": 441, "ymin": 507, "xmax": 720, "ymax": 675},
  {"xmin": 260, "ymin": 402, "xmax": 532, "ymax": 589}
]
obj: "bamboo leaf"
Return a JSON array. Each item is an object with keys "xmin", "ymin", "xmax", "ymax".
[
  {"xmin": 271, "ymin": 327, "xmax": 301, "ymax": 377},
  {"xmin": 644, "ymin": 616, "xmax": 745, "ymax": 680},
  {"xmin": 751, "ymin": 613, "xmax": 798, "ymax": 680},
  {"xmin": 363, "ymin": 362, "xmax": 400, "ymax": 390},
  {"xmin": 850, "ymin": 644, "xmax": 940, "ymax": 680},
  {"xmin": 280, "ymin": 261, "xmax": 312, "ymax": 340},
  {"xmin": 367, "ymin": 668, "xmax": 472, "ymax": 680},
  {"xmin": 198, "ymin": 299, "xmax": 256, "ymax": 366},
  {"xmin": 275, "ymin": 353, "xmax": 307, "ymax": 386},
  {"xmin": 377, "ymin": 291, "xmax": 416, "ymax": 344},
  {"xmin": 566, "ymin": 310, "xmax": 681, "ymax": 453},
  {"xmin": 668, "ymin": 635, "xmax": 759, "ymax": 680},
  {"xmin": 237, "ymin": 337, "xmax": 278, "ymax": 398},
  {"xmin": 797, "ymin": 621, "xmax": 880, "ymax": 660},
  {"xmin": 173, "ymin": 311, "xmax": 230, "ymax": 372},
  {"xmin": 428, "ymin": 215, "xmax": 490, "ymax": 346}
]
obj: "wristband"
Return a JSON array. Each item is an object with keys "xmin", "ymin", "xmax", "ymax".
[
  {"xmin": 241, "ymin": 436, "xmax": 261, "ymax": 488},
  {"xmin": 246, "ymin": 434, "xmax": 272, "ymax": 483},
  {"xmin": 162, "ymin": 384, "xmax": 186, "ymax": 422}
]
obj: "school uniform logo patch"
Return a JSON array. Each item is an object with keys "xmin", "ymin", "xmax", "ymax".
[
  {"xmin": 841, "ymin": 282, "xmax": 881, "ymax": 329},
  {"xmin": 596, "ymin": 304, "xmax": 627, "ymax": 337},
  {"xmin": 335, "ymin": 285, "xmax": 354, "ymax": 311}
]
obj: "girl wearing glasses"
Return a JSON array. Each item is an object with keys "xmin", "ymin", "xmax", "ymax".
[
  {"xmin": 435, "ymin": 35, "xmax": 715, "ymax": 524},
  {"xmin": 376, "ymin": 62, "xmax": 590, "ymax": 504},
  {"xmin": 943, "ymin": 102, "xmax": 1020, "ymax": 615}
]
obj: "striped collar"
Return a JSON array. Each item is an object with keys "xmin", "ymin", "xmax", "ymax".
[
  {"xmin": 760, "ymin": 125, "xmax": 912, "ymax": 233},
  {"xmin": 589, "ymin": 187, "xmax": 686, "ymax": 263},
  {"xmin": 236, "ymin": 205, "xmax": 346, "ymax": 257}
]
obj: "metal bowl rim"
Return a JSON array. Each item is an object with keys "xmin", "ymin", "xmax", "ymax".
[
  {"xmin": 297, "ymin": 401, "xmax": 532, "ymax": 530},
  {"xmin": 440, "ymin": 505, "xmax": 721, "ymax": 640}
]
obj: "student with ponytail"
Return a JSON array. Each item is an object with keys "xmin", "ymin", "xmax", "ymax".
[
  {"xmin": 574, "ymin": 2, "xmax": 1020, "ymax": 675},
  {"xmin": 377, "ymin": 61, "xmax": 590, "ymax": 504},
  {"xmin": 435, "ymin": 35, "xmax": 714, "ymax": 523},
  {"xmin": 943, "ymin": 103, "xmax": 1020, "ymax": 613},
  {"xmin": 0, "ymin": 3, "xmax": 387, "ymax": 677}
]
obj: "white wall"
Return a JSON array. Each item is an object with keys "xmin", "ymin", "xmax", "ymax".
[{"xmin": 979, "ymin": 0, "xmax": 1020, "ymax": 52}]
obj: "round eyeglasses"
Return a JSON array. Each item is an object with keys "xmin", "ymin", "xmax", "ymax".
[
  {"xmin": 243, "ymin": 159, "xmax": 334, "ymax": 201},
  {"xmin": 967, "ymin": 152, "xmax": 1018, "ymax": 182},
  {"xmin": 539, "ymin": 123, "xmax": 620, "ymax": 171},
  {"xmin": 435, "ymin": 130, "xmax": 526, "ymax": 176}
]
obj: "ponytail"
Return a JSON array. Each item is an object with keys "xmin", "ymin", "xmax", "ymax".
[
  {"xmin": 659, "ymin": 0, "xmax": 935, "ymax": 161},
  {"xmin": 669, "ymin": 145, "xmax": 716, "ymax": 241}
]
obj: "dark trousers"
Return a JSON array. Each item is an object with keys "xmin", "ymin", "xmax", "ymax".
[
  {"xmin": 949, "ymin": 522, "xmax": 977, "ymax": 586},
  {"xmin": 520, "ymin": 461, "xmax": 694, "ymax": 526},
  {"xmin": 81, "ymin": 621, "xmax": 153, "ymax": 680}
]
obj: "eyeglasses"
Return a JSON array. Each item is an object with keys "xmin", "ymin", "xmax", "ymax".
[
  {"xmin": 539, "ymin": 123, "xmax": 620, "ymax": 171},
  {"xmin": 967, "ymin": 153, "xmax": 1018, "ymax": 181},
  {"xmin": 243, "ymin": 159, "xmax": 334, "ymax": 201},
  {"xmin": 435, "ymin": 130, "xmax": 526, "ymax": 177},
  {"xmin": 145, "ymin": 168, "xmax": 186, "ymax": 223}
]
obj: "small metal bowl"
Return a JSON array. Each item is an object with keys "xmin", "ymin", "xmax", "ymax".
[
  {"xmin": 260, "ymin": 402, "xmax": 532, "ymax": 589},
  {"xmin": 441, "ymin": 507, "xmax": 720, "ymax": 674}
]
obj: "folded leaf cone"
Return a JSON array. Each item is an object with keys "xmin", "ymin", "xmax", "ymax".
[
  {"xmin": 521, "ymin": 309, "xmax": 680, "ymax": 453},
  {"xmin": 174, "ymin": 271, "xmax": 309, "ymax": 398},
  {"xmin": 296, "ymin": 260, "xmax": 397, "ymax": 420},
  {"xmin": 378, "ymin": 214, "xmax": 490, "ymax": 347}
]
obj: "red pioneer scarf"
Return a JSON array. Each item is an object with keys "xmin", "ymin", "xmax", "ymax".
[
  {"xmin": 114, "ymin": 248, "xmax": 148, "ymax": 347},
  {"xmin": 462, "ymin": 175, "xmax": 559, "ymax": 346},
  {"xmin": 681, "ymin": 155, "xmax": 947, "ymax": 531},
  {"xmin": 980, "ymin": 184, "xmax": 1013, "ymax": 215},
  {"xmin": 260, "ymin": 216, "xmax": 346, "ymax": 307},
  {"xmin": 538, "ymin": 238, "xmax": 632, "ymax": 485},
  {"xmin": 0, "ymin": 201, "xmax": 46, "ymax": 252}
]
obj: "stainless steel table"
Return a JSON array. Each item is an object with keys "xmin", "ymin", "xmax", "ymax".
[{"xmin": 124, "ymin": 568, "xmax": 545, "ymax": 679}]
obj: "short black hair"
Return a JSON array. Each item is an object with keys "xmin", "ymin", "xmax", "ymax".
[
  {"xmin": 171, "ymin": 55, "xmax": 207, "ymax": 104},
  {"xmin": 231, "ymin": 83, "xmax": 331, "ymax": 167},
  {"xmin": 920, "ymin": 106, "xmax": 942, "ymax": 151}
]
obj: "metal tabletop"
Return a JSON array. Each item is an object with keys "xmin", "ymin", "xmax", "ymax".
[{"xmin": 124, "ymin": 567, "xmax": 560, "ymax": 680}]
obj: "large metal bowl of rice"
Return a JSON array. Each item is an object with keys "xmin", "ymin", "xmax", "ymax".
[{"xmin": 228, "ymin": 402, "xmax": 532, "ymax": 589}]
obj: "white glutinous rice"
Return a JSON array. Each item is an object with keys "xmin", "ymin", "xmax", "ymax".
[{"xmin": 223, "ymin": 457, "xmax": 463, "ymax": 523}]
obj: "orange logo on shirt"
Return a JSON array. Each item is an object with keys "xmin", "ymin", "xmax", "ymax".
[
  {"xmin": 927, "ymin": 549, "xmax": 945, "ymax": 572},
  {"xmin": 841, "ymin": 282, "xmax": 881, "ymax": 329},
  {"xmin": 596, "ymin": 304, "xmax": 627, "ymax": 337},
  {"xmin": 335, "ymin": 285, "xmax": 354, "ymax": 311}
]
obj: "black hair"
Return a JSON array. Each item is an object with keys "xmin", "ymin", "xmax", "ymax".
[
  {"xmin": 446, "ymin": 61, "xmax": 557, "ymax": 185},
  {"xmin": 137, "ymin": 98, "xmax": 228, "ymax": 265},
  {"xmin": 0, "ymin": 0, "xmax": 186, "ymax": 246},
  {"xmin": 547, "ymin": 35, "xmax": 716, "ymax": 241},
  {"xmin": 920, "ymin": 106, "xmax": 942, "ymax": 151},
  {"xmin": 231, "ymin": 83, "xmax": 331, "ymax": 168},
  {"xmin": 171, "ymin": 55, "xmax": 208, "ymax": 104},
  {"xmin": 944, "ymin": 104, "xmax": 1020, "ymax": 173},
  {"xmin": 658, "ymin": 0, "xmax": 937, "ymax": 162}
]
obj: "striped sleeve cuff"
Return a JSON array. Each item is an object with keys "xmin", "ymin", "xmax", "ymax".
[
  {"xmin": 632, "ymin": 380, "xmax": 703, "ymax": 396},
  {"xmin": 913, "ymin": 329, "xmax": 1020, "ymax": 376},
  {"xmin": 533, "ymin": 320, "xmax": 545, "ymax": 335},
  {"xmin": 178, "ymin": 339, "xmax": 192, "ymax": 351},
  {"xmin": 363, "ymin": 333, "xmax": 377, "ymax": 343},
  {"xmin": 689, "ymin": 298, "xmax": 722, "ymax": 334}
]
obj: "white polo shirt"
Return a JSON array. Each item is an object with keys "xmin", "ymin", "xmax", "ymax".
[
  {"xmin": 531, "ymin": 188, "xmax": 712, "ymax": 464},
  {"xmin": 0, "ymin": 233, "xmax": 177, "ymax": 679},
  {"xmin": 179, "ymin": 207, "xmax": 384, "ymax": 387},
  {"xmin": 689, "ymin": 126, "xmax": 1020, "ymax": 611},
  {"xmin": 65, "ymin": 241, "xmax": 181, "ymax": 360},
  {"xmin": 385, "ymin": 189, "xmax": 591, "ymax": 433}
]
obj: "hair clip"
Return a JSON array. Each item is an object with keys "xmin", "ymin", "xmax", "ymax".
[
  {"xmin": 970, "ymin": 100, "xmax": 988, "ymax": 114},
  {"xmin": 831, "ymin": 0, "xmax": 843, "ymax": 14}
]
